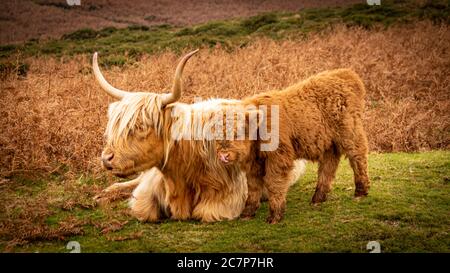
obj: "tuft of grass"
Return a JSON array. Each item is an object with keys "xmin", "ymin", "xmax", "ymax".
[
  {"xmin": 0, "ymin": 45, "xmax": 18, "ymax": 58},
  {"xmin": 0, "ymin": 61, "xmax": 29, "ymax": 78},
  {"xmin": 100, "ymin": 55, "xmax": 128, "ymax": 68},
  {"xmin": 127, "ymin": 25, "xmax": 150, "ymax": 32},
  {"xmin": 62, "ymin": 28, "xmax": 98, "ymax": 41},
  {"xmin": 1, "ymin": 1, "xmax": 448, "ymax": 64},
  {"xmin": 1, "ymin": 151, "xmax": 449, "ymax": 252},
  {"xmin": 418, "ymin": 1, "xmax": 450, "ymax": 23}
]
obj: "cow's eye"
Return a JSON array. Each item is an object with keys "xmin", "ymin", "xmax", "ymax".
[
  {"xmin": 136, "ymin": 124, "xmax": 144, "ymax": 131},
  {"xmin": 136, "ymin": 129, "xmax": 151, "ymax": 140}
]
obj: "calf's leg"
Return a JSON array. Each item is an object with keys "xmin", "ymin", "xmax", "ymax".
[
  {"xmin": 341, "ymin": 124, "xmax": 370, "ymax": 197},
  {"xmin": 263, "ymin": 156, "xmax": 293, "ymax": 224},
  {"xmin": 311, "ymin": 147, "xmax": 341, "ymax": 204},
  {"xmin": 240, "ymin": 175, "xmax": 264, "ymax": 219}
]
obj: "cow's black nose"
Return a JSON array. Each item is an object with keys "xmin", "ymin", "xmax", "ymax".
[{"xmin": 101, "ymin": 153, "xmax": 114, "ymax": 170}]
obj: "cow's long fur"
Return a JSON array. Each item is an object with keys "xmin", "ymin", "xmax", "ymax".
[
  {"xmin": 106, "ymin": 96, "xmax": 247, "ymax": 221},
  {"xmin": 128, "ymin": 167, "xmax": 249, "ymax": 222}
]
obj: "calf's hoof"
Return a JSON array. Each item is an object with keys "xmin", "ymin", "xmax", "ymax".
[
  {"xmin": 240, "ymin": 204, "xmax": 259, "ymax": 219},
  {"xmin": 240, "ymin": 211, "xmax": 256, "ymax": 220},
  {"xmin": 354, "ymin": 182, "xmax": 369, "ymax": 197},
  {"xmin": 311, "ymin": 190, "xmax": 327, "ymax": 204},
  {"xmin": 266, "ymin": 212, "xmax": 283, "ymax": 224}
]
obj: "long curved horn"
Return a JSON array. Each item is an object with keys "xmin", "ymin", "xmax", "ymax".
[
  {"xmin": 161, "ymin": 49, "xmax": 199, "ymax": 106},
  {"xmin": 92, "ymin": 52, "xmax": 129, "ymax": 100}
]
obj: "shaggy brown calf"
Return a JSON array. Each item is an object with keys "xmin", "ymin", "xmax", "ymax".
[{"xmin": 217, "ymin": 69, "xmax": 370, "ymax": 224}]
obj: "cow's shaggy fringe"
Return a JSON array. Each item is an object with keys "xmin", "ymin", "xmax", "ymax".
[{"xmin": 106, "ymin": 93, "xmax": 164, "ymax": 148}]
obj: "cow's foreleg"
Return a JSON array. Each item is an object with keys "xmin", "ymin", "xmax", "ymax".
[
  {"xmin": 93, "ymin": 172, "xmax": 144, "ymax": 203},
  {"xmin": 129, "ymin": 168, "xmax": 169, "ymax": 222},
  {"xmin": 104, "ymin": 174, "xmax": 143, "ymax": 192}
]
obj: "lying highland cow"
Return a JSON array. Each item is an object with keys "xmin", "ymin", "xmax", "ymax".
[
  {"xmin": 216, "ymin": 69, "xmax": 370, "ymax": 223},
  {"xmin": 93, "ymin": 50, "xmax": 305, "ymax": 222}
]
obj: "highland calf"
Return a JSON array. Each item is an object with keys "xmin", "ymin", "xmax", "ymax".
[{"xmin": 217, "ymin": 69, "xmax": 370, "ymax": 223}]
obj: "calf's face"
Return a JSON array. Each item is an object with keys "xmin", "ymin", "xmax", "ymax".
[
  {"xmin": 215, "ymin": 109, "xmax": 261, "ymax": 166},
  {"xmin": 216, "ymin": 139, "xmax": 250, "ymax": 165}
]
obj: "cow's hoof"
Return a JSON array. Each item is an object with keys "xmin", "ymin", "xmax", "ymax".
[
  {"xmin": 93, "ymin": 194, "xmax": 110, "ymax": 206},
  {"xmin": 240, "ymin": 205, "xmax": 258, "ymax": 219},
  {"xmin": 355, "ymin": 183, "xmax": 369, "ymax": 197}
]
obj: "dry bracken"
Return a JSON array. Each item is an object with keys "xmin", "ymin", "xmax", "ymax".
[{"xmin": 0, "ymin": 22, "xmax": 449, "ymax": 175}]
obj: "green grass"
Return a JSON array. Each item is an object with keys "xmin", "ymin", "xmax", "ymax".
[
  {"xmin": 2, "ymin": 151, "xmax": 449, "ymax": 253},
  {"xmin": 1, "ymin": 0, "xmax": 449, "ymax": 69}
]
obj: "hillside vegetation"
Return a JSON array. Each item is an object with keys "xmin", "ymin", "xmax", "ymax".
[{"xmin": 1, "ymin": 1, "xmax": 449, "ymax": 66}]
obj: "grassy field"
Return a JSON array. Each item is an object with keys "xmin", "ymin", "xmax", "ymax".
[{"xmin": 1, "ymin": 151, "xmax": 448, "ymax": 253}]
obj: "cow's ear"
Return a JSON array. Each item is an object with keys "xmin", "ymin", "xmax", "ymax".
[{"xmin": 245, "ymin": 109, "xmax": 263, "ymax": 139}]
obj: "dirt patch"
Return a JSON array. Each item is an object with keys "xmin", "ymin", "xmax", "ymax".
[{"xmin": 1, "ymin": 0, "xmax": 362, "ymax": 44}]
